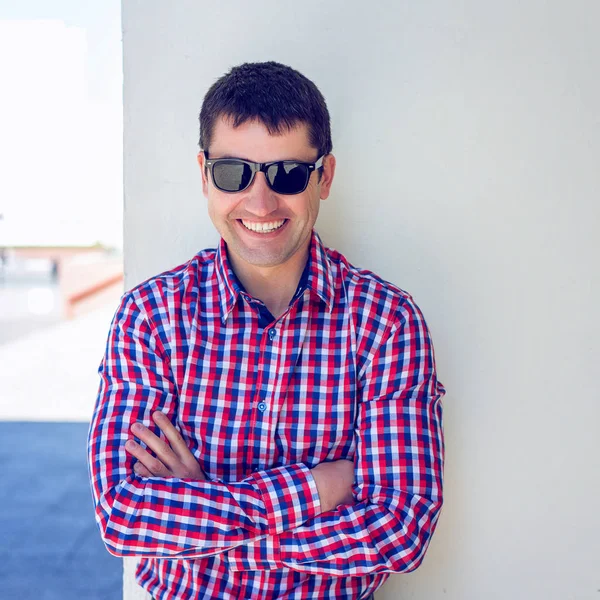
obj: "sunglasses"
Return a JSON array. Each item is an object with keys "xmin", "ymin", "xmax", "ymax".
[{"xmin": 204, "ymin": 151, "xmax": 324, "ymax": 195}]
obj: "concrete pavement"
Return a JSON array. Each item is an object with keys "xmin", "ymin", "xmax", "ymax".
[
  {"xmin": 0, "ymin": 289, "xmax": 120, "ymax": 422},
  {"xmin": 0, "ymin": 421, "xmax": 122, "ymax": 600}
]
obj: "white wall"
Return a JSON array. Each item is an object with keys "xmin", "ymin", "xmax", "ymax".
[{"xmin": 122, "ymin": 1, "xmax": 600, "ymax": 598}]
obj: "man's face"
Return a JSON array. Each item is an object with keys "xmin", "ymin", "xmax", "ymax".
[{"xmin": 198, "ymin": 116, "xmax": 335, "ymax": 272}]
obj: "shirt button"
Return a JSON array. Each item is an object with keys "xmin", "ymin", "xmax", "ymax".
[
  {"xmin": 268, "ymin": 328, "xmax": 276, "ymax": 341},
  {"xmin": 257, "ymin": 402, "xmax": 267, "ymax": 412}
]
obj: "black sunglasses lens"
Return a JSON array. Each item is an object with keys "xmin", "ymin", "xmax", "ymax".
[
  {"xmin": 267, "ymin": 163, "xmax": 309, "ymax": 194},
  {"xmin": 213, "ymin": 161, "xmax": 253, "ymax": 192}
]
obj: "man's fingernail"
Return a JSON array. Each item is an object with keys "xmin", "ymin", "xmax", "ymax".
[
  {"xmin": 132, "ymin": 423, "xmax": 143, "ymax": 432},
  {"xmin": 125, "ymin": 440, "xmax": 136, "ymax": 450}
]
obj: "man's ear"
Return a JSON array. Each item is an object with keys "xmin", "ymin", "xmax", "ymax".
[
  {"xmin": 318, "ymin": 154, "xmax": 336, "ymax": 200},
  {"xmin": 197, "ymin": 152, "xmax": 209, "ymax": 197}
]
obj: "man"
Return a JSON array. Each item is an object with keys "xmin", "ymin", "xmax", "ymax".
[{"xmin": 88, "ymin": 61, "xmax": 445, "ymax": 600}]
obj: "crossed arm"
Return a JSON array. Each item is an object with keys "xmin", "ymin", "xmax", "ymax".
[
  {"xmin": 126, "ymin": 410, "xmax": 355, "ymax": 515},
  {"xmin": 88, "ymin": 292, "xmax": 445, "ymax": 575}
]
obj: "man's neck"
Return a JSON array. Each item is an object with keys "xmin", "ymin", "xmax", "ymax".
[{"xmin": 229, "ymin": 246, "xmax": 309, "ymax": 320}]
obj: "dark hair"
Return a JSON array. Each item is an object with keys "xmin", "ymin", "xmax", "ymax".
[{"xmin": 199, "ymin": 61, "xmax": 332, "ymax": 157}]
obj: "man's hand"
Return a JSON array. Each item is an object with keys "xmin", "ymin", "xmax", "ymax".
[
  {"xmin": 125, "ymin": 411, "xmax": 206, "ymax": 480},
  {"xmin": 310, "ymin": 459, "xmax": 355, "ymax": 513}
]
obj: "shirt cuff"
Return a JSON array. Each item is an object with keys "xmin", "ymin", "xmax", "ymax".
[
  {"xmin": 249, "ymin": 463, "xmax": 321, "ymax": 535},
  {"xmin": 226, "ymin": 534, "xmax": 283, "ymax": 571}
]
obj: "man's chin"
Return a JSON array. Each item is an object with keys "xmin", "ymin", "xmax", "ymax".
[
  {"xmin": 222, "ymin": 228, "xmax": 311, "ymax": 272},
  {"xmin": 226, "ymin": 239, "xmax": 300, "ymax": 270},
  {"xmin": 235, "ymin": 249, "xmax": 290, "ymax": 269}
]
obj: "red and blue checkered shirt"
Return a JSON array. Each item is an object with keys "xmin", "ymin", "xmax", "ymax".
[{"xmin": 88, "ymin": 231, "xmax": 445, "ymax": 599}]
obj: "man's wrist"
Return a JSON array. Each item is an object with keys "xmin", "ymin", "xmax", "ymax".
[{"xmin": 310, "ymin": 459, "xmax": 355, "ymax": 513}]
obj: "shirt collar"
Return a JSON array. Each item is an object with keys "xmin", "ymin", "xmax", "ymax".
[
  {"xmin": 306, "ymin": 230, "xmax": 335, "ymax": 313},
  {"xmin": 215, "ymin": 239, "xmax": 242, "ymax": 322},
  {"xmin": 214, "ymin": 230, "xmax": 335, "ymax": 323}
]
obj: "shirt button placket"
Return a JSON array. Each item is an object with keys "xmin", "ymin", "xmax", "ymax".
[{"xmin": 261, "ymin": 330, "xmax": 276, "ymax": 413}]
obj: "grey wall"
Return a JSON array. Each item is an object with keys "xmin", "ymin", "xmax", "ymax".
[{"xmin": 122, "ymin": 1, "xmax": 600, "ymax": 598}]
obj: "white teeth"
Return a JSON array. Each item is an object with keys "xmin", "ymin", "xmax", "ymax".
[{"xmin": 241, "ymin": 219, "xmax": 286, "ymax": 233}]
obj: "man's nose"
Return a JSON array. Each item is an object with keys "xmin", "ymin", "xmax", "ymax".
[{"xmin": 243, "ymin": 172, "xmax": 278, "ymax": 216}]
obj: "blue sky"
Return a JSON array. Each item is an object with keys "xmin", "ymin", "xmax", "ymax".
[{"xmin": 0, "ymin": 0, "xmax": 122, "ymax": 247}]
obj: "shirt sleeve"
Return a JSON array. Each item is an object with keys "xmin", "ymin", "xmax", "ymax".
[
  {"xmin": 225, "ymin": 296, "xmax": 445, "ymax": 575},
  {"xmin": 87, "ymin": 293, "xmax": 321, "ymax": 558}
]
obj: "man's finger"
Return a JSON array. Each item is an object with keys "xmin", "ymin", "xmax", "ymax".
[
  {"xmin": 133, "ymin": 460, "xmax": 154, "ymax": 478},
  {"xmin": 130, "ymin": 421, "xmax": 181, "ymax": 472},
  {"xmin": 125, "ymin": 439, "xmax": 171, "ymax": 477},
  {"xmin": 150, "ymin": 411, "xmax": 207, "ymax": 480},
  {"xmin": 151, "ymin": 411, "xmax": 194, "ymax": 462}
]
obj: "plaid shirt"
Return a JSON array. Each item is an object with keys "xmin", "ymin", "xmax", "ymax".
[{"xmin": 88, "ymin": 231, "xmax": 445, "ymax": 600}]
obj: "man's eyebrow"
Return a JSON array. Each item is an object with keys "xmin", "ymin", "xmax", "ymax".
[
  {"xmin": 209, "ymin": 154, "xmax": 315, "ymax": 163},
  {"xmin": 208, "ymin": 153, "xmax": 253, "ymax": 161}
]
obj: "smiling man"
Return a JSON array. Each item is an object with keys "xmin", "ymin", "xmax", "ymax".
[
  {"xmin": 201, "ymin": 115, "xmax": 334, "ymax": 318},
  {"xmin": 88, "ymin": 62, "xmax": 446, "ymax": 600}
]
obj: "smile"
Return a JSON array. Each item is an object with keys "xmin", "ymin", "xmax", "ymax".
[{"xmin": 240, "ymin": 219, "xmax": 287, "ymax": 233}]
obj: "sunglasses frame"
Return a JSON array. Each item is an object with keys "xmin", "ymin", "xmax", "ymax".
[{"xmin": 204, "ymin": 151, "xmax": 324, "ymax": 195}]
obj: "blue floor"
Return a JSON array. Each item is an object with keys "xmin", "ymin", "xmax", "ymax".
[{"xmin": 0, "ymin": 422, "xmax": 122, "ymax": 600}]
